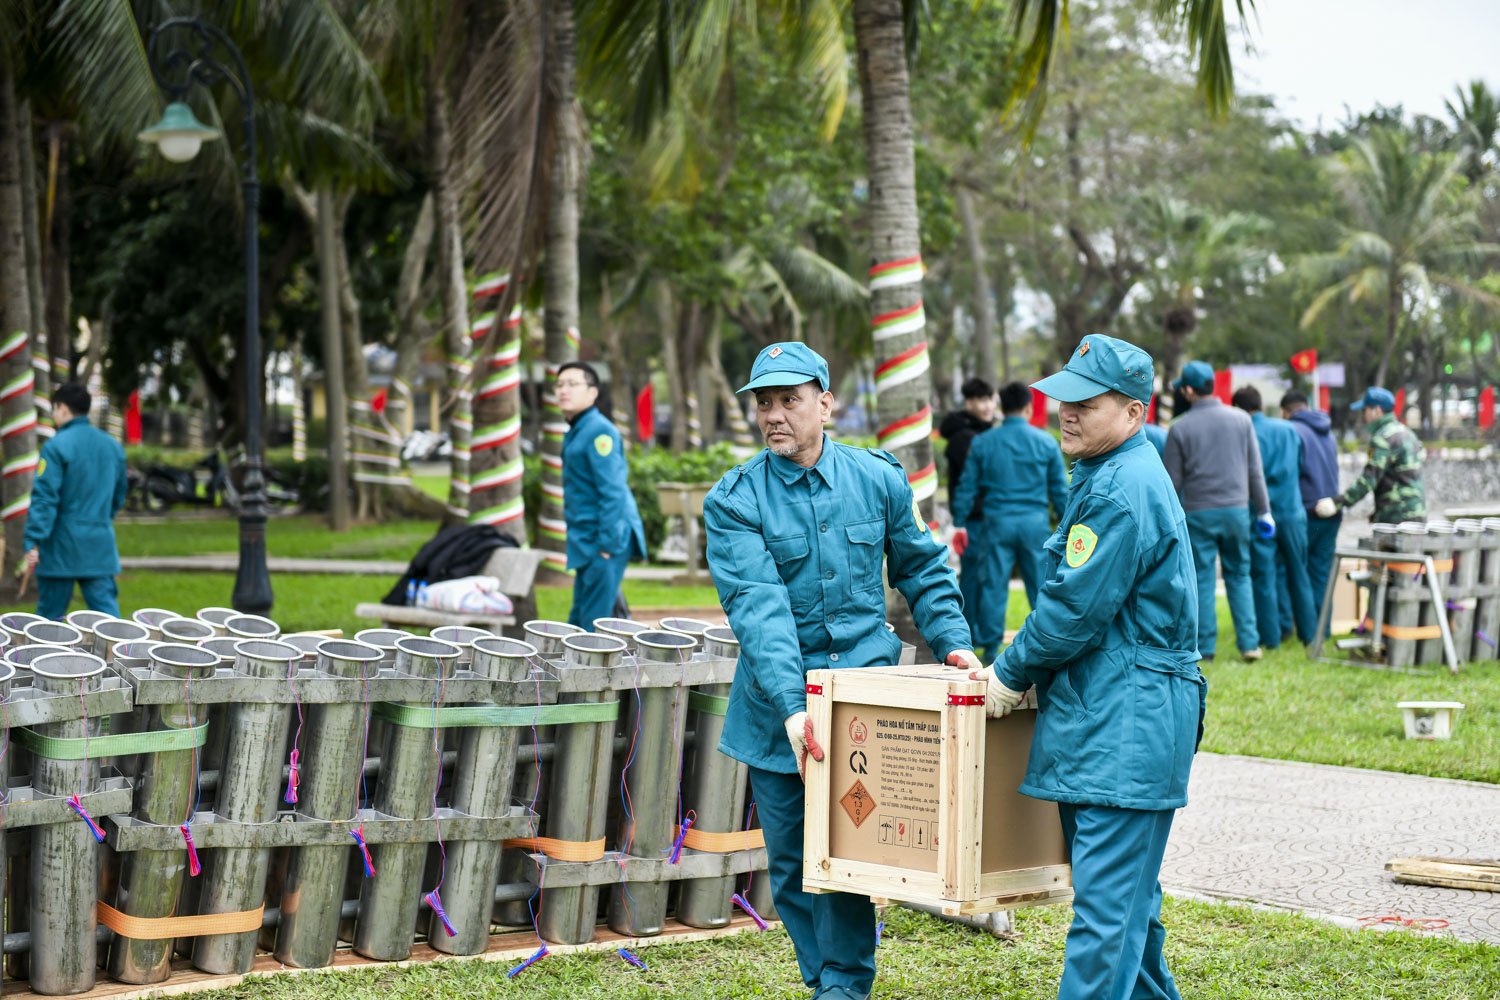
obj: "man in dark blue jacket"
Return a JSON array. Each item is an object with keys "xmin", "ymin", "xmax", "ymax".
[
  {"xmin": 1281, "ymin": 391, "xmax": 1341, "ymax": 613},
  {"xmin": 556, "ymin": 362, "xmax": 646, "ymax": 628},
  {"xmin": 23, "ymin": 382, "xmax": 128, "ymax": 619}
]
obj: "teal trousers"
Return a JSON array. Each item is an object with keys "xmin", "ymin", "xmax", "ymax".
[
  {"xmin": 37, "ymin": 576, "xmax": 119, "ymax": 620},
  {"xmin": 1185, "ymin": 507, "xmax": 1258, "ymax": 656}
]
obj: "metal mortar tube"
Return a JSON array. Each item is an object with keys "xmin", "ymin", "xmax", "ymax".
[
  {"xmin": 195, "ymin": 607, "xmax": 238, "ymax": 637},
  {"xmin": 536, "ymin": 633, "xmax": 626, "ymax": 944},
  {"xmin": 1451, "ymin": 520, "xmax": 1486, "ymax": 661},
  {"xmin": 1475, "ymin": 518, "xmax": 1500, "ymax": 660},
  {"xmin": 282, "ymin": 634, "xmax": 328, "ymax": 665},
  {"xmin": 190, "ymin": 639, "xmax": 301, "ymax": 974},
  {"xmin": 353, "ymin": 629, "xmax": 405, "ymax": 665},
  {"xmin": 158, "ymin": 618, "xmax": 216, "ymax": 646},
  {"xmin": 657, "ymin": 618, "xmax": 714, "ymax": 645},
  {"xmin": 28, "ymin": 651, "xmax": 107, "ymax": 995},
  {"xmin": 607, "ymin": 630, "xmax": 695, "ymax": 937},
  {"xmin": 431, "ymin": 626, "xmax": 489, "ymax": 669},
  {"xmin": 64, "ymin": 611, "xmax": 110, "ymax": 648},
  {"xmin": 1387, "ymin": 523, "xmax": 1428, "ymax": 668},
  {"xmin": 107, "ymin": 643, "xmax": 218, "ymax": 984},
  {"xmin": 1, "ymin": 612, "xmax": 47, "ymax": 646},
  {"xmin": 272, "ymin": 640, "xmax": 383, "ymax": 969},
  {"xmin": 592, "ymin": 618, "xmax": 649, "ymax": 654},
  {"xmin": 130, "ymin": 608, "xmax": 178, "ymax": 642},
  {"xmin": 353, "ymin": 636, "xmax": 461, "ymax": 961},
  {"xmin": 89, "ymin": 619, "xmax": 151, "ymax": 661},
  {"xmin": 225, "ymin": 614, "xmax": 281, "ymax": 641},
  {"xmin": 23, "ymin": 621, "xmax": 82, "ymax": 649},
  {"xmin": 1418, "ymin": 522, "xmax": 1457, "ymax": 664},
  {"xmin": 676, "ymin": 627, "xmax": 749, "ymax": 928},
  {"xmin": 427, "ymin": 637, "xmax": 534, "ymax": 956},
  {"xmin": 522, "ymin": 620, "xmax": 583, "ymax": 663}
]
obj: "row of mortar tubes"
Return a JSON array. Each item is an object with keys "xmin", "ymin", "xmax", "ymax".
[{"xmin": 1366, "ymin": 517, "xmax": 1500, "ymax": 667}]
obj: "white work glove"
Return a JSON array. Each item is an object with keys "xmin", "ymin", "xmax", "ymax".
[
  {"xmin": 945, "ymin": 649, "xmax": 983, "ymax": 672},
  {"xmin": 1314, "ymin": 497, "xmax": 1338, "ymax": 519},
  {"xmin": 967, "ymin": 665, "xmax": 1027, "ymax": 719},
  {"xmin": 1257, "ymin": 512, "xmax": 1276, "ymax": 539},
  {"xmin": 784, "ymin": 711, "xmax": 824, "ymax": 781}
]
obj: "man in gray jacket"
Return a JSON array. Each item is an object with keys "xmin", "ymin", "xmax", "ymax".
[{"xmin": 1163, "ymin": 361, "xmax": 1272, "ymax": 660}]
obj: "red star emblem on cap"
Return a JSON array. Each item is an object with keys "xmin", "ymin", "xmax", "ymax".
[
  {"xmin": 769, "ymin": 346, "xmax": 782, "ymax": 358},
  {"xmin": 1078, "ymin": 341, "xmax": 1090, "ymax": 357}
]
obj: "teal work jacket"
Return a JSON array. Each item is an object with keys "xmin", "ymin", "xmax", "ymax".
[
  {"xmin": 561, "ymin": 406, "xmax": 646, "ymax": 569},
  {"xmin": 950, "ymin": 415, "xmax": 1069, "ymax": 530},
  {"xmin": 24, "ymin": 416, "xmax": 128, "ymax": 578}
]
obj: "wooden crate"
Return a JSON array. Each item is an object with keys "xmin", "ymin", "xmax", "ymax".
[{"xmin": 802, "ymin": 664, "xmax": 1072, "ymax": 916}]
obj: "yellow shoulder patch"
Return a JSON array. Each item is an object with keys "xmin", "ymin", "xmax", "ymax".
[
  {"xmin": 1065, "ymin": 524, "xmax": 1098, "ymax": 568},
  {"xmin": 35, "ymin": 457, "xmax": 45, "ymax": 477},
  {"xmin": 912, "ymin": 497, "xmax": 926, "ymax": 533},
  {"xmin": 593, "ymin": 434, "xmax": 613, "ymax": 457}
]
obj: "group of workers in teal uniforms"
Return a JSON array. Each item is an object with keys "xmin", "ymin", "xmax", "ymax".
[
  {"xmin": 1232, "ymin": 386, "xmax": 1319, "ymax": 647},
  {"xmin": 555, "ymin": 361, "xmax": 647, "ymax": 628},
  {"xmin": 949, "ymin": 381, "xmax": 1069, "ymax": 658},
  {"xmin": 24, "ymin": 382, "xmax": 129, "ymax": 620},
  {"xmin": 694, "ymin": 337, "xmax": 1200, "ymax": 1000}
]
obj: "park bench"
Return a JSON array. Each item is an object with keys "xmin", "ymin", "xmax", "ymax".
[{"xmin": 353, "ymin": 546, "xmax": 543, "ymax": 636}]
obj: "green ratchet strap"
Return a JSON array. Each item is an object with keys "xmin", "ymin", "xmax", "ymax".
[
  {"xmin": 373, "ymin": 700, "xmax": 621, "ymax": 729},
  {"xmin": 14, "ymin": 721, "xmax": 209, "ymax": 760},
  {"xmin": 688, "ymin": 691, "xmax": 729, "ymax": 716}
]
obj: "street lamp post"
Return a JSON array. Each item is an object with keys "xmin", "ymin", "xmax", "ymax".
[{"xmin": 140, "ymin": 17, "xmax": 273, "ymax": 614}]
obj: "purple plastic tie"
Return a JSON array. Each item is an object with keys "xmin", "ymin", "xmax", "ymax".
[
  {"xmin": 181, "ymin": 824, "xmax": 202, "ymax": 876},
  {"xmin": 425, "ymin": 889, "xmax": 456, "ymax": 936},
  {"xmin": 1478, "ymin": 630, "xmax": 1496, "ymax": 649},
  {"xmin": 667, "ymin": 814, "xmax": 695, "ymax": 864},
  {"xmin": 507, "ymin": 945, "xmax": 548, "ymax": 978},
  {"xmin": 876, "ymin": 920, "xmax": 884, "ymax": 946},
  {"xmin": 349, "ymin": 827, "xmax": 376, "ymax": 876},
  {"xmin": 69, "ymin": 795, "xmax": 106, "ymax": 843},
  {"xmin": 732, "ymin": 893, "xmax": 768, "ymax": 930},
  {"xmin": 618, "ymin": 947, "xmax": 648, "ymax": 970}
]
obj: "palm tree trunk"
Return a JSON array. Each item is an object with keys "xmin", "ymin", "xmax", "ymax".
[
  {"xmin": 0, "ymin": 67, "xmax": 40, "ymax": 597},
  {"xmin": 537, "ymin": 0, "xmax": 582, "ymax": 578},
  {"xmin": 17, "ymin": 101, "xmax": 49, "ymax": 442},
  {"xmin": 599, "ymin": 273, "xmax": 635, "ymax": 440},
  {"xmin": 429, "ymin": 66, "xmax": 474, "ymax": 528},
  {"xmin": 1375, "ymin": 275, "xmax": 1400, "ymax": 387},
  {"xmin": 853, "ymin": 0, "xmax": 937, "ymax": 515},
  {"xmin": 314, "ymin": 184, "xmax": 351, "ymax": 531},
  {"xmin": 955, "ymin": 184, "xmax": 996, "ymax": 384},
  {"xmin": 468, "ymin": 274, "xmax": 526, "ymax": 544},
  {"xmin": 43, "ymin": 123, "xmax": 70, "ymax": 388}
]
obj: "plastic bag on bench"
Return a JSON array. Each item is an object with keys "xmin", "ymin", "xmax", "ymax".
[{"xmin": 415, "ymin": 576, "xmax": 516, "ymax": 615}]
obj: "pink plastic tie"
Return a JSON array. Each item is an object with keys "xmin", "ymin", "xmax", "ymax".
[
  {"xmin": 425, "ymin": 889, "xmax": 456, "ymax": 936},
  {"xmin": 507, "ymin": 944, "xmax": 548, "ymax": 978},
  {"xmin": 284, "ymin": 749, "xmax": 300, "ymax": 804},
  {"xmin": 349, "ymin": 826, "xmax": 376, "ymax": 876},
  {"xmin": 667, "ymin": 812, "xmax": 695, "ymax": 864},
  {"xmin": 732, "ymin": 893, "xmax": 768, "ymax": 930},
  {"xmin": 618, "ymin": 947, "xmax": 647, "ymax": 970},
  {"xmin": 180, "ymin": 824, "xmax": 202, "ymax": 876},
  {"xmin": 69, "ymin": 794, "xmax": 106, "ymax": 843}
]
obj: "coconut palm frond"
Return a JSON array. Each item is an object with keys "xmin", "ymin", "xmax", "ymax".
[
  {"xmin": 267, "ymin": 0, "xmax": 386, "ymax": 128},
  {"xmin": 769, "ymin": 243, "xmax": 869, "ymax": 311},
  {"xmin": 43, "ymin": 0, "xmax": 160, "ymax": 147}
]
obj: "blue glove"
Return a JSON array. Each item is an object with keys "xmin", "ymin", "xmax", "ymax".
[{"xmin": 1256, "ymin": 512, "xmax": 1276, "ymax": 539}]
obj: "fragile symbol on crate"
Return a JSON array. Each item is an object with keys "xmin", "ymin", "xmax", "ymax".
[{"xmin": 840, "ymin": 779, "xmax": 878, "ymax": 828}]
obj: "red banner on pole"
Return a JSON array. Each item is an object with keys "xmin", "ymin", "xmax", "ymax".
[
  {"xmin": 125, "ymin": 391, "xmax": 142, "ymax": 445},
  {"xmin": 1147, "ymin": 395, "xmax": 1158, "ymax": 425},
  {"xmin": 1213, "ymin": 369, "xmax": 1232, "ymax": 405},
  {"xmin": 636, "ymin": 384, "xmax": 655, "ymax": 443},
  {"xmin": 1318, "ymin": 386, "xmax": 1331, "ymax": 412},
  {"xmin": 1029, "ymin": 388, "xmax": 1048, "ymax": 428},
  {"xmin": 1480, "ymin": 386, "xmax": 1495, "ymax": 430},
  {"xmin": 1394, "ymin": 388, "xmax": 1406, "ymax": 421}
]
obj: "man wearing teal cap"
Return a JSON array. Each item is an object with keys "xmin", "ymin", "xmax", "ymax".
[
  {"xmin": 704, "ymin": 342, "xmax": 979, "ymax": 1000},
  {"xmin": 1314, "ymin": 386, "xmax": 1426, "ymax": 524},
  {"xmin": 1163, "ymin": 361, "xmax": 1270, "ymax": 660},
  {"xmin": 970, "ymin": 334, "xmax": 1204, "ymax": 1000}
]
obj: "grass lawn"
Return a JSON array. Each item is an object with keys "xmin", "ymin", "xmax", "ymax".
[
  {"xmin": 164, "ymin": 898, "xmax": 1498, "ymax": 999},
  {"xmin": 117, "ymin": 516, "xmax": 439, "ymax": 563}
]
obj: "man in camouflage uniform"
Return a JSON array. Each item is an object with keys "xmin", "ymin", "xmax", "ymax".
[{"xmin": 1314, "ymin": 387, "xmax": 1426, "ymax": 524}]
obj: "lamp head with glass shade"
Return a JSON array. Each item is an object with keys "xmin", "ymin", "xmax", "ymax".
[{"xmin": 138, "ymin": 101, "xmax": 222, "ymax": 163}]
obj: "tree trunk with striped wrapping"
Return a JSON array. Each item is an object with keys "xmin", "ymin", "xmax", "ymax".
[
  {"xmin": 0, "ymin": 68, "xmax": 40, "ymax": 593},
  {"xmin": 16, "ymin": 100, "xmax": 50, "ymax": 444},
  {"xmin": 537, "ymin": 0, "xmax": 582, "ymax": 579},
  {"xmin": 854, "ymin": 0, "xmax": 938, "ymax": 517},
  {"xmin": 467, "ymin": 275, "xmax": 526, "ymax": 544}
]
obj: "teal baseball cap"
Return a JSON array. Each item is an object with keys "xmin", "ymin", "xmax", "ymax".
[
  {"xmin": 1171, "ymin": 360, "xmax": 1216, "ymax": 392},
  {"xmin": 1032, "ymin": 334, "xmax": 1155, "ymax": 404},
  {"xmin": 1351, "ymin": 386, "xmax": 1395, "ymax": 412},
  {"xmin": 737, "ymin": 342, "xmax": 831, "ymax": 393}
]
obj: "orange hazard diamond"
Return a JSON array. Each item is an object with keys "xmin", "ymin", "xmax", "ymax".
[{"xmin": 840, "ymin": 780, "xmax": 878, "ymax": 829}]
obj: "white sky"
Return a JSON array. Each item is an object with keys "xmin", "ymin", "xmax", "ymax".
[{"xmin": 1234, "ymin": 0, "xmax": 1500, "ymax": 131}]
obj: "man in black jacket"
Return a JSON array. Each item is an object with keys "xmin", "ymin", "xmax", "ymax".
[{"xmin": 939, "ymin": 377, "xmax": 995, "ymax": 641}]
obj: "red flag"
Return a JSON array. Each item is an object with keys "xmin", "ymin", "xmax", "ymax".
[
  {"xmin": 1147, "ymin": 395, "xmax": 1158, "ymax": 425},
  {"xmin": 1213, "ymin": 369, "xmax": 1233, "ymax": 405},
  {"xmin": 636, "ymin": 384, "xmax": 655, "ymax": 442},
  {"xmin": 1318, "ymin": 386, "xmax": 1331, "ymax": 412},
  {"xmin": 1029, "ymin": 388, "xmax": 1048, "ymax": 428},
  {"xmin": 1394, "ymin": 388, "xmax": 1406, "ymax": 421},
  {"xmin": 1481, "ymin": 386, "xmax": 1495, "ymax": 430},
  {"xmin": 1290, "ymin": 349, "xmax": 1317, "ymax": 374},
  {"xmin": 125, "ymin": 391, "xmax": 142, "ymax": 445}
]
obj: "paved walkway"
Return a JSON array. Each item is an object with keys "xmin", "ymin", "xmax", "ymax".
[{"xmin": 1164, "ymin": 753, "xmax": 1500, "ymax": 943}]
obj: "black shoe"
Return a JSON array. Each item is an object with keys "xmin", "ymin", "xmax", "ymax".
[{"xmin": 1200, "ymin": 653, "xmax": 1214, "ymax": 662}]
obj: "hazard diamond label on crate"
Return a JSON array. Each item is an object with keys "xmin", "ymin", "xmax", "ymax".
[{"xmin": 840, "ymin": 779, "xmax": 878, "ymax": 828}]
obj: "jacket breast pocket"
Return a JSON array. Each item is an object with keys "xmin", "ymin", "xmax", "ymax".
[
  {"xmin": 766, "ymin": 532, "xmax": 814, "ymax": 608},
  {"xmin": 845, "ymin": 518, "xmax": 884, "ymax": 593}
]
